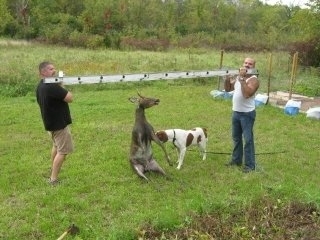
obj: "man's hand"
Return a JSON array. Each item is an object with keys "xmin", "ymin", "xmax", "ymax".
[{"xmin": 239, "ymin": 67, "xmax": 247, "ymax": 77}]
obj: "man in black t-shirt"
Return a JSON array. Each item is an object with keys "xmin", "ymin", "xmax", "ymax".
[{"xmin": 36, "ymin": 61, "xmax": 74, "ymax": 185}]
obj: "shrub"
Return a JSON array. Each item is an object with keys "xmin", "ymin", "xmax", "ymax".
[
  {"xmin": 68, "ymin": 30, "xmax": 88, "ymax": 48},
  {"xmin": 85, "ymin": 34, "xmax": 104, "ymax": 49},
  {"xmin": 103, "ymin": 31, "xmax": 121, "ymax": 49},
  {"xmin": 289, "ymin": 38, "xmax": 320, "ymax": 67},
  {"xmin": 120, "ymin": 36, "xmax": 170, "ymax": 51}
]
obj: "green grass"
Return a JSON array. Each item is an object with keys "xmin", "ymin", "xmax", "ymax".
[
  {"xmin": 1, "ymin": 80, "xmax": 320, "ymax": 239},
  {"xmin": 1, "ymin": 42, "xmax": 320, "ymax": 97},
  {"xmin": 1, "ymin": 43, "xmax": 320, "ymax": 239}
]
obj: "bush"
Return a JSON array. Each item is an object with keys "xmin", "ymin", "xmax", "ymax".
[
  {"xmin": 43, "ymin": 24, "xmax": 73, "ymax": 45},
  {"xmin": 68, "ymin": 30, "xmax": 88, "ymax": 48},
  {"xmin": 85, "ymin": 34, "xmax": 104, "ymax": 49},
  {"xmin": 289, "ymin": 38, "xmax": 320, "ymax": 67},
  {"xmin": 68, "ymin": 31, "xmax": 104, "ymax": 49},
  {"xmin": 174, "ymin": 32, "xmax": 214, "ymax": 49},
  {"xmin": 120, "ymin": 36, "xmax": 170, "ymax": 51},
  {"xmin": 103, "ymin": 31, "xmax": 121, "ymax": 49}
]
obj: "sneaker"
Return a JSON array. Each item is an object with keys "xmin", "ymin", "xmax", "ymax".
[
  {"xmin": 242, "ymin": 167, "xmax": 255, "ymax": 173},
  {"xmin": 48, "ymin": 178, "xmax": 60, "ymax": 186},
  {"xmin": 225, "ymin": 161, "xmax": 241, "ymax": 167}
]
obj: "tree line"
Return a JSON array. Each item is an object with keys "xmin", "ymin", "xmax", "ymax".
[{"xmin": 1, "ymin": 0, "xmax": 319, "ymax": 66}]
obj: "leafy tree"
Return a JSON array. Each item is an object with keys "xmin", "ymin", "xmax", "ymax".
[
  {"xmin": 0, "ymin": 0, "xmax": 12, "ymax": 34},
  {"xmin": 28, "ymin": 0, "xmax": 83, "ymax": 41},
  {"xmin": 80, "ymin": 0, "xmax": 112, "ymax": 34},
  {"xmin": 289, "ymin": 8, "xmax": 317, "ymax": 40},
  {"xmin": 309, "ymin": 0, "xmax": 320, "ymax": 11},
  {"xmin": 308, "ymin": 0, "xmax": 320, "ymax": 38},
  {"xmin": 0, "ymin": 0, "xmax": 317, "ymax": 54}
]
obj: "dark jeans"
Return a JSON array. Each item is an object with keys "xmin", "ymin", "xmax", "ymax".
[{"xmin": 231, "ymin": 110, "xmax": 256, "ymax": 169}]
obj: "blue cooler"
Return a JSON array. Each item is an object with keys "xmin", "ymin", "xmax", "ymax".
[{"xmin": 284, "ymin": 106, "xmax": 299, "ymax": 115}]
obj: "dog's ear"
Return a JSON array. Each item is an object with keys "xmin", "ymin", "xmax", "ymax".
[
  {"xmin": 202, "ymin": 128, "xmax": 208, "ymax": 138},
  {"xmin": 155, "ymin": 131, "xmax": 168, "ymax": 142}
]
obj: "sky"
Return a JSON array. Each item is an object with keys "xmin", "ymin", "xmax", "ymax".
[{"xmin": 264, "ymin": 0, "xmax": 309, "ymax": 7}]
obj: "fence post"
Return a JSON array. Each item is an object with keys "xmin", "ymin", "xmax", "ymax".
[
  {"xmin": 266, "ymin": 53, "xmax": 273, "ymax": 104},
  {"xmin": 217, "ymin": 50, "xmax": 224, "ymax": 90},
  {"xmin": 289, "ymin": 52, "xmax": 298, "ymax": 100}
]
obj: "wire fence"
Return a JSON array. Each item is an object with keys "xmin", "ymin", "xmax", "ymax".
[{"xmin": 213, "ymin": 51, "xmax": 320, "ymax": 98}]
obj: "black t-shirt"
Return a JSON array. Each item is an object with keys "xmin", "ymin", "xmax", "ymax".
[{"xmin": 36, "ymin": 80, "xmax": 72, "ymax": 131}]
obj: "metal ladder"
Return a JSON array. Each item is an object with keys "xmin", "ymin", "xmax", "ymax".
[{"xmin": 44, "ymin": 69, "xmax": 245, "ymax": 85}]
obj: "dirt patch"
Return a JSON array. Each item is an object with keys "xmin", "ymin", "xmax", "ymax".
[
  {"xmin": 268, "ymin": 91, "xmax": 320, "ymax": 112},
  {"xmin": 139, "ymin": 199, "xmax": 320, "ymax": 240},
  {"xmin": 0, "ymin": 39, "xmax": 31, "ymax": 46}
]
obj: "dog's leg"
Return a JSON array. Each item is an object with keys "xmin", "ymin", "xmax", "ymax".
[
  {"xmin": 175, "ymin": 148, "xmax": 180, "ymax": 164},
  {"xmin": 199, "ymin": 142, "xmax": 207, "ymax": 160},
  {"xmin": 152, "ymin": 133, "xmax": 172, "ymax": 166},
  {"xmin": 202, "ymin": 147, "xmax": 207, "ymax": 160},
  {"xmin": 177, "ymin": 147, "xmax": 186, "ymax": 170}
]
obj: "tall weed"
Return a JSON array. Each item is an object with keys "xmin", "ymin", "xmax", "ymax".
[{"xmin": 1, "ymin": 43, "xmax": 319, "ymax": 97}]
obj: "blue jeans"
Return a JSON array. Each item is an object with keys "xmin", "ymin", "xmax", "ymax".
[{"xmin": 231, "ymin": 110, "xmax": 256, "ymax": 169}]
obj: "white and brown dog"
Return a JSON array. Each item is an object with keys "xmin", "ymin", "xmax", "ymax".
[{"xmin": 155, "ymin": 127, "xmax": 208, "ymax": 170}]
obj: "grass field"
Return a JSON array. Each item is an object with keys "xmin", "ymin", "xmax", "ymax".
[
  {"xmin": 1, "ymin": 43, "xmax": 320, "ymax": 239},
  {"xmin": 1, "ymin": 80, "xmax": 320, "ymax": 239},
  {"xmin": 1, "ymin": 41, "xmax": 320, "ymax": 98}
]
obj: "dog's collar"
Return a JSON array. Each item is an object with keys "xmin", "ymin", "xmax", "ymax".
[{"xmin": 172, "ymin": 129, "xmax": 178, "ymax": 148}]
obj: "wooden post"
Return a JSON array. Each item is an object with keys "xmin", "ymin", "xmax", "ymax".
[
  {"xmin": 217, "ymin": 50, "xmax": 224, "ymax": 90},
  {"xmin": 266, "ymin": 53, "xmax": 272, "ymax": 104},
  {"xmin": 288, "ymin": 52, "xmax": 298, "ymax": 100}
]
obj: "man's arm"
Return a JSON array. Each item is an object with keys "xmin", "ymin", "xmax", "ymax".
[
  {"xmin": 239, "ymin": 76, "xmax": 259, "ymax": 98},
  {"xmin": 224, "ymin": 75, "xmax": 236, "ymax": 92},
  {"xmin": 64, "ymin": 91, "xmax": 73, "ymax": 103}
]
